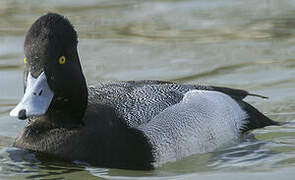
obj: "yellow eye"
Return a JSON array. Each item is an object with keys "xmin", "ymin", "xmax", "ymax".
[
  {"xmin": 24, "ymin": 57, "xmax": 27, "ymax": 64},
  {"xmin": 58, "ymin": 56, "xmax": 66, "ymax": 64}
]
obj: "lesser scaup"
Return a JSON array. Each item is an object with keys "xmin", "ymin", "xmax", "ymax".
[{"xmin": 10, "ymin": 13, "xmax": 278, "ymax": 170}]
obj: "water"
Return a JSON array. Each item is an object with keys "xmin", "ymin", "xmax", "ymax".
[{"xmin": 0, "ymin": 0, "xmax": 295, "ymax": 179}]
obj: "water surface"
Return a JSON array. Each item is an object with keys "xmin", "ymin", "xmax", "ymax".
[{"xmin": 0, "ymin": 0, "xmax": 295, "ymax": 179}]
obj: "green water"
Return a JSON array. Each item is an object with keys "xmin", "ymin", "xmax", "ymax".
[{"xmin": 0, "ymin": 0, "xmax": 295, "ymax": 179}]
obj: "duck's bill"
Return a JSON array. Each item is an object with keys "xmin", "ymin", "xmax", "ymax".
[{"xmin": 10, "ymin": 72, "xmax": 54, "ymax": 120}]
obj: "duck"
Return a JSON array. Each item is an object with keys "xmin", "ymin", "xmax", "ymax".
[{"xmin": 10, "ymin": 13, "xmax": 278, "ymax": 170}]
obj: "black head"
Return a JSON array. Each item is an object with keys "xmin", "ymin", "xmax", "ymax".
[
  {"xmin": 24, "ymin": 13, "xmax": 78, "ymax": 77},
  {"xmin": 22, "ymin": 13, "xmax": 88, "ymax": 125}
]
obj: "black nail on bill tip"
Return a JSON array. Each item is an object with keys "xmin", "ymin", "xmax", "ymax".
[{"xmin": 18, "ymin": 109, "xmax": 27, "ymax": 120}]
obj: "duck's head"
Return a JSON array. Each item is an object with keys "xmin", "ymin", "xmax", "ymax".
[{"xmin": 10, "ymin": 13, "xmax": 88, "ymax": 124}]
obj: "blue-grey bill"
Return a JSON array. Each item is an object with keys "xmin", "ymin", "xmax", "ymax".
[{"xmin": 10, "ymin": 72, "xmax": 54, "ymax": 120}]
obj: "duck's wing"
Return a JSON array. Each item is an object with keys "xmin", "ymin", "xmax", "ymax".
[
  {"xmin": 89, "ymin": 81, "xmax": 190, "ymax": 127},
  {"xmin": 89, "ymin": 80, "xmax": 277, "ymax": 131},
  {"xmin": 208, "ymin": 86, "xmax": 268, "ymax": 100},
  {"xmin": 126, "ymin": 80, "xmax": 268, "ymax": 100}
]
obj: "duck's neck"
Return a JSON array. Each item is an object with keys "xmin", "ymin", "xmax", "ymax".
[{"xmin": 47, "ymin": 67, "xmax": 88, "ymax": 126}]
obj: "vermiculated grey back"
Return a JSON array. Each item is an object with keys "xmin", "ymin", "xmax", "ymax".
[{"xmin": 88, "ymin": 81, "xmax": 213, "ymax": 127}]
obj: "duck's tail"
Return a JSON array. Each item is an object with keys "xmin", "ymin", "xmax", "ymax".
[{"xmin": 238, "ymin": 101, "xmax": 280, "ymax": 133}]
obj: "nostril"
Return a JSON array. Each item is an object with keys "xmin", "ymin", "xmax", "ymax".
[
  {"xmin": 18, "ymin": 109, "xmax": 27, "ymax": 120},
  {"xmin": 39, "ymin": 90, "xmax": 43, "ymax": 96}
]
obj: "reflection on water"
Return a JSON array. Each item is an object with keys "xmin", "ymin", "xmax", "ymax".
[{"xmin": 0, "ymin": 0, "xmax": 295, "ymax": 179}]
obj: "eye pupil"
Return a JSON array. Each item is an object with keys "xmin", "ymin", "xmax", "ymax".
[{"xmin": 59, "ymin": 56, "xmax": 66, "ymax": 64}]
